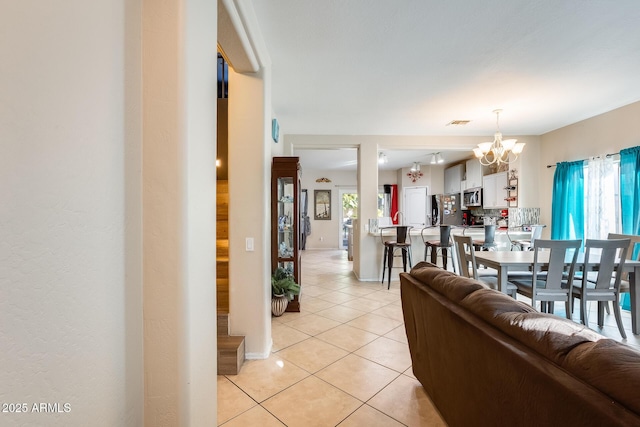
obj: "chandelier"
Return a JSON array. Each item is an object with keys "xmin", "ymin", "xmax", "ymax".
[{"xmin": 473, "ymin": 110, "xmax": 525, "ymax": 166}]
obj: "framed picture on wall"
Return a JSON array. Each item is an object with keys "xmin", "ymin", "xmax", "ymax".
[{"xmin": 314, "ymin": 190, "xmax": 331, "ymax": 220}]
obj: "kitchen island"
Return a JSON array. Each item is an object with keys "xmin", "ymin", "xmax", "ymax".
[{"xmin": 367, "ymin": 225, "xmax": 532, "ymax": 281}]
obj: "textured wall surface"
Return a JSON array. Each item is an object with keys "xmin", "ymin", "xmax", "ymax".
[{"xmin": 0, "ymin": 1, "xmax": 143, "ymax": 425}]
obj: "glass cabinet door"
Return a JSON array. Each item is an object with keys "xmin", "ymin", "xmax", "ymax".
[{"xmin": 277, "ymin": 177, "xmax": 295, "ymax": 274}]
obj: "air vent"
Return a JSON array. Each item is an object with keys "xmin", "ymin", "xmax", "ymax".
[{"xmin": 446, "ymin": 120, "xmax": 471, "ymax": 126}]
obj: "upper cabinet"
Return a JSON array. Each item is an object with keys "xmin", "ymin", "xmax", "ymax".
[
  {"xmin": 444, "ymin": 164, "xmax": 464, "ymax": 194},
  {"xmin": 483, "ymin": 172, "xmax": 509, "ymax": 209},
  {"xmin": 465, "ymin": 159, "xmax": 483, "ymax": 189}
]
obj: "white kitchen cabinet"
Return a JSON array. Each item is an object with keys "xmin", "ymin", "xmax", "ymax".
[
  {"xmin": 483, "ymin": 172, "xmax": 509, "ymax": 209},
  {"xmin": 444, "ymin": 164, "xmax": 464, "ymax": 194},
  {"xmin": 465, "ymin": 159, "xmax": 483, "ymax": 189}
]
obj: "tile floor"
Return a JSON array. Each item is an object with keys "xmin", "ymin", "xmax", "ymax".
[{"xmin": 218, "ymin": 249, "xmax": 640, "ymax": 426}]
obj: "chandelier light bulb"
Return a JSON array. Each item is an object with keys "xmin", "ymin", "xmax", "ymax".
[
  {"xmin": 501, "ymin": 138, "xmax": 517, "ymax": 151},
  {"xmin": 512, "ymin": 142, "xmax": 526, "ymax": 155}
]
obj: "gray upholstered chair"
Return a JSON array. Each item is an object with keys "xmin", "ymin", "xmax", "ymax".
[
  {"xmin": 453, "ymin": 235, "xmax": 517, "ymax": 298},
  {"xmin": 511, "ymin": 239, "xmax": 582, "ymax": 318},
  {"xmin": 571, "ymin": 238, "xmax": 630, "ymax": 339}
]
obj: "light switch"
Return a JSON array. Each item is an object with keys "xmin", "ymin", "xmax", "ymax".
[{"xmin": 245, "ymin": 237, "xmax": 254, "ymax": 252}]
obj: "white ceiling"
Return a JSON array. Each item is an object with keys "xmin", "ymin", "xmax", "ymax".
[{"xmin": 250, "ymin": 0, "xmax": 640, "ymax": 169}]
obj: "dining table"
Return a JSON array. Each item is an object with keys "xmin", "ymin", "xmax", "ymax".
[{"xmin": 473, "ymin": 250, "xmax": 640, "ymax": 335}]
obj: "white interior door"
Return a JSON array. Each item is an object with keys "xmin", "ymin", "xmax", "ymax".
[{"xmin": 404, "ymin": 186, "xmax": 429, "ymax": 228}]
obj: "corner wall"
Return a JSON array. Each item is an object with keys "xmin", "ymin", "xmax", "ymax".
[{"xmin": 142, "ymin": 0, "xmax": 218, "ymax": 425}]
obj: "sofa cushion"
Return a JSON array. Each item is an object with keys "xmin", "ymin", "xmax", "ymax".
[
  {"xmin": 563, "ymin": 339, "xmax": 640, "ymax": 414},
  {"xmin": 410, "ymin": 262, "xmax": 487, "ymax": 302},
  {"xmin": 485, "ymin": 311, "xmax": 603, "ymax": 365},
  {"xmin": 459, "ymin": 287, "xmax": 536, "ymax": 318}
]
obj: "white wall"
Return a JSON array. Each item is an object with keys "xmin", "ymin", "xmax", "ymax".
[
  {"xmin": 228, "ymin": 68, "xmax": 272, "ymax": 358},
  {"xmin": 538, "ymin": 101, "xmax": 640, "ymax": 237},
  {"xmin": 1, "ymin": 1, "xmax": 143, "ymax": 426},
  {"xmin": 497, "ymin": 135, "xmax": 542, "ymax": 208},
  {"xmin": 184, "ymin": 0, "xmax": 218, "ymax": 424}
]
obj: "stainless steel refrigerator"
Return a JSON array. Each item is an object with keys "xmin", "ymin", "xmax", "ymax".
[{"xmin": 440, "ymin": 194, "xmax": 462, "ymax": 226}]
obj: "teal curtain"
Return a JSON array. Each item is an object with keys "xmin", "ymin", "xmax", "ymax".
[
  {"xmin": 620, "ymin": 146, "xmax": 640, "ymax": 235},
  {"xmin": 551, "ymin": 161, "xmax": 585, "ymax": 242},
  {"xmin": 620, "ymin": 146, "xmax": 640, "ymax": 310}
]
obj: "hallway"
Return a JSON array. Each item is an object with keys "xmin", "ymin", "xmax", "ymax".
[{"xmin": 218, "ymin": 249, "xmax": 445, "ymax": 426}]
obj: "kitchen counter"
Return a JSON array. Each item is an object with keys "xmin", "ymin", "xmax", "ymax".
[
  {"xmin": 359, "ymin": 224, "xmax": 532, "ymax": 282},
  {"xmin": 371, "ymin": 226, "xmax": 531, "ymax": 258},
  {"xmin": 372, "ymin": 225, "xmax": 530, "ymax": 240}
]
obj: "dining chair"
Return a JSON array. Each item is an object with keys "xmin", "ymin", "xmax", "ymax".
[
  {"xmin": 607, "ymin": 233, "xmax": 640, "ymax": 306},
  {"xmin": 453, "ymin": 235, "xmax": 517, "ymax": 298},
  {"xmin": 380, "ymin": 226, "xmax": 413, "ymax": 289},
  {"xmin": 571, "ymin": 238, "xmax": 630, "ymax": 339},
  {"xmin": 511, "ymin": 239, "xmax": 582, "ymax": 318},
  {"xmin": 511, "ymin": 224, "xmax": 545, "ymax": 251},
  {"xmin": 422, "ymin": 225, "xmax": 456, "ymax": 272}
]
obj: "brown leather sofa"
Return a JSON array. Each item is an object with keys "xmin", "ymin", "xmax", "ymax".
[{"xmin": 400, "ymin": 262, "xmax": 640, "ymax": 427}]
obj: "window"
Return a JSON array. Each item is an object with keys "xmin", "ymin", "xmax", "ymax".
[{"xmin": 584, "ymin": 157, "xmax": 621, "ymax": 239}]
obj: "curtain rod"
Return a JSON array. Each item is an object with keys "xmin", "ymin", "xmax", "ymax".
[{"xmin": 546, "ymin": 152, "xmax": 619, "ymax": 168}]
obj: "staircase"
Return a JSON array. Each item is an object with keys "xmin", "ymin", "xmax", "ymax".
[
  {"xmin": 216, "ymin": 180, "xmax": 244, "ymax": 375},
  {"xmin": 217, "ymin": 313, "xmax": 245, "ymax": 375}
]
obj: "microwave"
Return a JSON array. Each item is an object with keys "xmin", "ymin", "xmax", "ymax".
[{"xmin": 463, "ymin": 188, "xmax": 482, "ymax": 207}]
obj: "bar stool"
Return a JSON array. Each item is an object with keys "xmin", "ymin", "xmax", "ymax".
[
  {"xmin": 511, "ymin": 224, "xmax": 545, "ymax": 251},
  {"xmin": 380, "ymin": 226, "xmax": 413, "ymax": 289},
  {"xmin": 473, "ymin": 224, "xmax": 498, "ymax": 251},
  {"xmin": 423, "ymin": 225, "xmax": 455, "ymax": 272}
]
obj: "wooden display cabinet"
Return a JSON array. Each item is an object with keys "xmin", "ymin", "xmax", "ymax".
[{"xmin": 271, "ymin": 157, "xmax": 302, "ymax": 312}]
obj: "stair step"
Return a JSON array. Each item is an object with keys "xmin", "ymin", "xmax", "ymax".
[
  {"xmin": 217, "ymin": 313, "xmax": 229, "ymax": 336},
  {"xmin": 217, "ymin": 335, "xmax": 245, "ymax": 375}
]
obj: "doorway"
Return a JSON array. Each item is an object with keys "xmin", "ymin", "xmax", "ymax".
[{"xmin": 339, "ymin": 187, "xmax": 357, "ymax": 250}]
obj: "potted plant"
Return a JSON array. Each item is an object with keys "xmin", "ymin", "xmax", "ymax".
[{"xmin": 271, "ymin": 267, "xmax": 300, "ymax": 317}]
